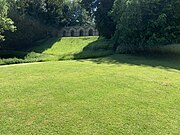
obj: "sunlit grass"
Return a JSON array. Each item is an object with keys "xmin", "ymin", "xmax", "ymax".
[
  {"xmin": 44, "ymin": 36, "xmax": 100, "ymax": 55},
  {"xmin": 25, "ymin": 36, "xmax": 114, "ymax": 60},
  {"xmin": 0, "ymin": 54, "xmax": 179, "ymax": 134}
]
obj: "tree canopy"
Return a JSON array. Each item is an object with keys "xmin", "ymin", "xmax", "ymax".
[
  {"xmin": 2, "ymin": 0, "xmax": 93, "ymax": 49},
  {"xmin": 81, "ymin": 0, "xmax": 116, "ymax": 38},
  {"xmin": 0, "ymin": 0, "xmax": 180, "ymax": 52},
  {"xmin": 0, "ymin": 0, "xmax": 15, "ymax": 41}
]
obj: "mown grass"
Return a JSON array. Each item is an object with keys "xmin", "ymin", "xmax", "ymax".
[
  {"xmin": 0, "ymin": 54, "xmax": 179, "ymax": 134},
  {"xmin": 44, "ymin": 37, "xmax": 101, "ymax": 55},
  {"xmin": 28, "ymin": 36, "xmax": 114, "ymax": 60},
  {"xmin": 1, "ymin": 36, "xmax": 180, "ymax": 65}
]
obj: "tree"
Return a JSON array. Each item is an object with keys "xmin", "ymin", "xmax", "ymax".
[
  {"xmin": 111, "ymin": 0, "xmax": 180, "ymax": 53},
  {"xmin": 62, "ymin": 0, "xmax": 92, "ymax": 26},
  {"xmin": 0, "ymin": 0, "xmax": 16, "ymax": 41},
  {"xmin": 13, "ymin": 0, "xmax": 64, "ymax": 27},
  {"xmin": 2, "ymin": 0, "xmax": 61, "ymax": 49},
  {"xmin": 81, "ymin": 0, "xmax": 116, "ymax": 38}
]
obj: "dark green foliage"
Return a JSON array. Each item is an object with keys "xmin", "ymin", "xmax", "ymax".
[
  {"xmin": 111, "ymin": 0, "xmax": 180, "ymax": 53},
  {"xmin": 81, "ymin": 0, "xmax": 116, "ymax": 38},
  {"xmin": 1, "ymin": 0, "xmax": 93, "ymax": 50},
  {"xmin": 0, "ymin": 57, "xmax": 43, "ymax": 65},
  {"xmin": 0, "ymin": 50, "xmax": 27, "ymax": 58},
  {"xmin": 1, "ymin": 0, "xmax": 64, "ymax": 49},
  {"xmin": 0, "ymin": 0, "xmax": 16, "ymax": 41},
  {"xmin": 0, "ymin": 57, "xmax": 24, "ymax": 65},
  {"xmin": 62, "ymin": 0, "xmax": 92, "ymax": 26},
  {"xmin": 1, "ymin": 0, "xmax": 180, "ymax": 55},
  {"xmin": 94, "ymin": 0, "xmax": 116, "ymax": 38},
  {"xmin": 3, "ymin": 11, "xmax": 57, "ymax": 49},
  {"xmin": 13, "ymin": 0, "xmax": 64, "ymax": 27}
]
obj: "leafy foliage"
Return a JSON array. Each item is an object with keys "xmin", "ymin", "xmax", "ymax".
[
  {"xmin": 0, "ymin": 0, "xmax": 16, "ymax": 41},
  {"xmin": 1, "ymin": 0, "xmax": 94, "ymax": 49},
  {"xmin": 81, "ymin": 0, "xmax": 116, "ymax": 38},
  {"xmin": 62, "ymin": 0, "xmax": 93, "ymax": 26},
  {"xmin": 111, "ymin": 0, "xmax": 180, "ymax": 52}
]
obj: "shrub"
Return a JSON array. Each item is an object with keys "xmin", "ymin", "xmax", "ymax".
[
  {"xmin": 1, "ymin": 58, "xmax": 24, "ymax": 65},
  {"xmin": 25, "ymin": 52, "xmax": 49, "ymax": 62}
]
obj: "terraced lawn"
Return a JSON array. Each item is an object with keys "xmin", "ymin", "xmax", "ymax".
[{"xmin": 0, "ymin": 55, "xmax": 180, "ymax": 134}]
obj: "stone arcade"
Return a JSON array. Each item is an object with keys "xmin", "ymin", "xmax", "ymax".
[{"xmin": 60, "ymin": 25, "xmax": 99, "ymax": 37}]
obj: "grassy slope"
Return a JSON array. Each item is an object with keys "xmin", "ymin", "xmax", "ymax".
[
  {"xmin": 0, "ymin": 54, "xmax": 179, "ymax": 134},
  {"xmin": 1, "ymin": 36, "xmax": 180, "ymax": 64},
  {"xmin": 0, "ymin": 36, "xmax": 113, "ymax": 65},
  {"xmin": 44, "ymin": 36, "xmax": 102, "ymax": 55},
  {"xmin": 28, "ymin": 36, "xmax": 113, "ymax": 58}
]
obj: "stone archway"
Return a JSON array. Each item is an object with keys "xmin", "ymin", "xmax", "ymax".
[
  {"xmin": 61, "ymin": 25, "xmax": 99, "ymax": 37},
  {"xmin": 63, "ymin": 30, "xmax": 66, "ymax": 36},
  {"xmin": 79, "ymin": 29, "xmax": 84, "ymax": 36},
  {"xmin": 71, "ymin": 30, "xmax": 75, "ymax": 36},
  {"xmin": 88, "ymin": 29, "xmax": 93, "ymax": 36}
]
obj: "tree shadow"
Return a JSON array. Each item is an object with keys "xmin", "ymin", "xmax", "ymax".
[
  {"xmin": 74, "ymin": 37, "xmax": 180, "ymax": 71},
  {"xmin": 26, "ymin": 37, "xmax": 60, "ymax": 53},
  {"xmin": 86, "ymin": 54, "xmax": 180, "ymax": 71},
  {"xmin": 74, "ymin": 37, "xmax": 114, "ymax": 59},
  {"xmin": 0, "ymin": 37, "xmax": 60, "ymax": 59}
]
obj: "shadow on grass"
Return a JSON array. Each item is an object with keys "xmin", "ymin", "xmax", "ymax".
[
  {"xmin": 85, "ymin": 54, "xmax": 180, "ymax": 70},
  {"xmin": 27, "ymin": 37, "xmax": 60, "ymax": 53},
  {"xmin": 71, "ymin": 37, "xmax": 180, "ymax": 70},
  {"xmin": 73, "ymin": 37, "xmax": 180, "ymax": 70},
  {"xmin": 0, "ymin": 50, "xmax": 28, "ymax": 59},
  {"xmin": 74, "ymin": 37, "xmax": 114, "ymax": 59},
  {"xmin": 0, "ymin": 37, "xmax": 60, "ymax": 59}
]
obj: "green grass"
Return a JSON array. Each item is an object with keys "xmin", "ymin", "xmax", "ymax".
[
  {"xmin": 28, "ymin": 36, "xmax": 114, "ymax": 60},
  {"xmin": 1, "ymin": 36, "xmax": 180, "ymax": 65},
  {"xmin": 0, "ymin": 36, "xmax": 114, "ymax": 65},
  {"xmin": 44, "ymin": 36, "xmax": 101, "ymax": 55},
  {"xmin": 0, "ymin": 54, "xmax": 179, "ymax": 134}
]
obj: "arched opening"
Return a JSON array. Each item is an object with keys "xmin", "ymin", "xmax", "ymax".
[
  {"xmin": 71, "ymin": 30, "xmax": 75, "ymax": 36},
  {"xmin": 63, "ymin": 31, "xmax": 66, "ymax": 37},
  {"xmin": 88, "ymin": 29, "xmax": 93, "ymax": 36},
  {"xmin": 79, "ymin": 29, "xmax": 84, "ymax": 36}
]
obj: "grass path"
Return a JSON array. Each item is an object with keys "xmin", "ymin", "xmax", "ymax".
[{"xmin": 0, "ymin": 55, "xmax": 180, "ymax": 134}]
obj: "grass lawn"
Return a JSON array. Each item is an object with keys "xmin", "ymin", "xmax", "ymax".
[
  {"xmin": 27, "ymin": 36, "xmax": 113, "ymax": 59},
  {"xmin": 0, "ymin": 54, "xmax": 179, "ymax": 134},
  {"xmin": 1, "ymin": 36, "xmax": 180, "ymax": 65},
  {"xmin": 0, "ymin": 36, "xmax": 114, "ymax": 65}
]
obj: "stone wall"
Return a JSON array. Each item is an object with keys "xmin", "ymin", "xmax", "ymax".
[{"xmin": 59, "ymin": 25, "xmax": 99, "ymax": 37}]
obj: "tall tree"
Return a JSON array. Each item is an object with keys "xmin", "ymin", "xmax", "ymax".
[
  {"xmin": 0, "ymin": 0, "xmax": 15, "ymax": 41},
  {"xmin": 2, "ymin": 0, "xmax": 63, "ymax": 49},
  {"xmin": 81, "ymin": 0, "xmax": 116, "ymax": 38},
  {"xmin": 14, "ymin": 0, "xmax": 64, "ymax": 27},
  {"xmin": 111, "ymin": 0, "xmax": 180, "ymax": 53},
  {"xmin": 62, "ymin": 0, "xmax": 92, "ymax": 26}
]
